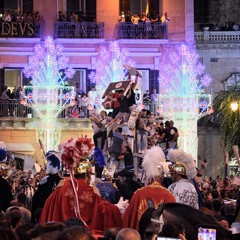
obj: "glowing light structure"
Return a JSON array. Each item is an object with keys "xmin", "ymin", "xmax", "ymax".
[
  {"xmin": 159, "ymin": 44, "xmax": 212, "ymax": 160},
  {"xmin": 23, "ymin": 36, "xmax": 75, "ymax": 151},
  {"xmin": 88, "ymin": 41, "xmax": 135, "ymax": 108}
]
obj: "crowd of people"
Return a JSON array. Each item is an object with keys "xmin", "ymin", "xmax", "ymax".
[
  {"xmin": 0, "ymin": 10, "xmax": 42, "ymax": 23},
  {"xmin": 118, "ymin": 11, "xmax": 169, "ymax": 25},
  {"xmin": 0, "ymin": 86, "xmax": 27, "ymax": 117},
  {"xmin": 1, "ymin": 70, "xmax": 240, "ymax": 239},
  {"xmin": 1, "ymin": 141, "xmax": 240, "ymax": 239},
  {"xmin": 118, "ymin": 11, "xmax": 169, "ymax": 39},
  {"xmin": 207, "ymin": 21, "xmax": 240, "ymax": 31}
]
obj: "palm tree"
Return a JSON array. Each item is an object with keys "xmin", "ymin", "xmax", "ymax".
[{"xmin": 213, "ymin": 89, "xmax": 240, "ymax": 165}]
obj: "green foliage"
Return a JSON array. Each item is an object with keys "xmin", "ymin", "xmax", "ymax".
[{"xmin": 213, "ymin": 89, "xmax": 240, "ymax": 150}]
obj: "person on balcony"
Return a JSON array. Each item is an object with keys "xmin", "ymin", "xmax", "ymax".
[
  {"xmin": 68, "ymin": 99, "xmax": 80, "ymax": 118},
  {"xmin": 16, "ymin": 11, "xmax": 24, "ymax": 22},
  {"xmin": 143, "ymin": 90, "xmax": 151, "ymax": 110},
  {"xmin": 125, "ymin": 11, "xmax": 132, "ymax": 23},
  {"xmin": 131, "ymin": 14, "xmax": 140, "ymax": 38},
  {"xmin": 161, "ymin": 12, "xmax": 170, "ymax": 24},
  {"xmin": 0, "ymin": 86, "xmax": 11, "ymax": 117},
  {"xmin": 58, "ymin": 11, "xmax": 65, "ymax": 22},
  {"xmin": 11, "ymin": 11, "xmax": 16, "ymax": 22},
  {"xmin": 3, "ymin": 10, "xmax": 11, "ymax": 22},
  {"xmin": 34, "ymin": 12, "xmax": 42, "ymax": 22},
  {"xmin": 16, "ymin": 87, "xmax": 24, "ymax": 117},
  {"xmin": 26, "ymin": 12, "xmax": 34, "ymax": 23},
  {"xmin": 151, "ymin": 11, "xmax": 160, "ymax": 23},
  {"xmin": 81, "ymin": 94, "xmax": 89, "ymax": 117},
  {"xmin": 69, "ymin": 11, "xmax": 76, "ymax": 37},
  {"xmin": 131, "ymin": 14, "xmax": 140, "ymax": 25},
  {"xmin": 150, "ymin": 88, "xmax": 159, "ymax": 114}
]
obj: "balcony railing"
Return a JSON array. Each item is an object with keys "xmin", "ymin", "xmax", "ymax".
[
  {"xmin": 54, "ymin": 21, "xmax": 104, "ymax": 39},
  {"xmin": 195, "ymin": 30, "xmax": 240, "ymax": 43},
  {"xmin": 117, "ymin": 22, "xmax": 168, "ymax": 39},
  {"xmin": 0, "ymin": 100, "xmax": 85, "ymax": 119},
  {"xmin": 0, "ymin": 21, "xmax": 42, "ymax": 38},
  {"xmin": 0, "ymin": 100, "xmax": 32, "ymax": 118}
]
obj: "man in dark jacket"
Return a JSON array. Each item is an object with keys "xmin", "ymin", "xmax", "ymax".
[{"xmin": 31, "ymin": 151, "xmax": 62, "ymax": 222}]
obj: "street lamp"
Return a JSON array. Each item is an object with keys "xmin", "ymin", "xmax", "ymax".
[
  {"xmin": 230, "ymin": 101, "xmax": 239, "ymax": 112},
  {"xmin": 230, "ymin": 98, "xmax": 240, "ymax": 174}
]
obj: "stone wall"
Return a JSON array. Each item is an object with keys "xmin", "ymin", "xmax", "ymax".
[
  {"xmin": 196, "ymin": 43, "xmax": 240, "ymax": 98},
  {"xmin": 196, "ymin": 42, "xmax": 240, "ymax": 178},
  {"xmin": 198, "ymin": 126, "xmax": 225, "ymax": 178},
  {"xmin": 208, "ymin": 0, "xmax": 240, "ymax": 24}
]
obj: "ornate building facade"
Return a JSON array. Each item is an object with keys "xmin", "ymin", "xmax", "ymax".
[{"xmin": 0, "ymin": 0, "xmax": 239, "ymax": 177}]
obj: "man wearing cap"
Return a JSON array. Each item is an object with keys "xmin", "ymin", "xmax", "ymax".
[
  {"xmin": 122, "ymin": 146, "xmax": 176, "ymax": 230},
  {"xmin": 167, "ymin": 149, "xmax": 199, "ymax": 209}
]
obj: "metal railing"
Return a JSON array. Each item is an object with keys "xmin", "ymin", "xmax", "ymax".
[
  {"xmin": 0, "ymin": 100, "xmax": 32, "ymax": 117},
  {"xmin": 54, "ymin": 21, "xmax": 104, "ymax": 39},
  {"xmin": 118, "ymin": 22, "xmax": 168, "ymax": 39},
  {"xmin": 0, "ymin": 100, "xmax": 88, "ymax": 119},
  {"xmin": 0, "ymin": 21, "xmax": 42, "ymax": 38},
  {"xmin": 195, "ymin": 30, "xmax": 240, "ymax": 43}
]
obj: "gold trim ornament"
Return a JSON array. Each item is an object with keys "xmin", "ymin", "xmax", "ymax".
[
  {"xmin": 169, "ymin": 162, "xmax": 187, "ymax": 176},
  {"xmin": 73, "ymin": 160, "xmax": 93, "ymax": 175}
]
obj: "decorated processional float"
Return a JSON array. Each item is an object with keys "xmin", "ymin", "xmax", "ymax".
[{"xmin": 88, "ymin": 41, "xmax": 143, "ymax": 150}]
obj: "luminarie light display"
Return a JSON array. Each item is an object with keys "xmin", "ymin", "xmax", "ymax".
[
  {"xmin": 159, "ymin": 44, "xmax": 212, "ymax": 160},
  {"xmin": 88, "ymin": 41, "xmax": 135, "ymax": 108},
  {"xmin": 23, "ymin": 36, "xmax": 75, "ymax": 151}
]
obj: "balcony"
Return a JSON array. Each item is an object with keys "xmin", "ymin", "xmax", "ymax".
[
  {"xmin": 195, "ymin": 30, "xmax": 240, "ymax": 43},
  {"xmin": 0, "ymin": 21, "xmax": 42, "ymax": 38},
  {"xmin": 0, "ymin": 100, "xmax": 91, "ymax": 129},
  {"xmin": 54, "ymin": 22, "xmax": 104, "ymax": 39},
  {"xmin": 117, "ymin": 22, "xmax": 168, "ymax": 39}
]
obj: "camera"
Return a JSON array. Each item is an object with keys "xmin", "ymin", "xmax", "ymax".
[{"xmin": 198, "ymin": 225, "xmax": 217, "ymax": 240}]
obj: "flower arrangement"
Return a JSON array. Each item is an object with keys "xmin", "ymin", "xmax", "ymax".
[{"xmin": 59, "ymin": 136, "xmax": 94, "ymax": 169}]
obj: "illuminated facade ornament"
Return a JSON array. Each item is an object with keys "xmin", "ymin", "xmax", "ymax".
[
  {"xmin": 23, "ymin": 36, "xmax": 75, "ymax": 151},
  {"xmin": 159, "ymin": 44, "xmax": 212, "ymax": 160},
  {"xmin": 88, "ymin": 41, "xmax": 135, "ymax": 108}
]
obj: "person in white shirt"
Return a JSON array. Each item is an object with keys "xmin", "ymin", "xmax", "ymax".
[
  {"xmin": 150, "ymin": 88, "xmax": 159, "ymax": 114},
  {"xmin": 167, "ymin": 149, "xmax": 199, "ymax": 209}
]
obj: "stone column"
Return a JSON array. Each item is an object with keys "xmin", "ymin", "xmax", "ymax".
[
  {"xmin": 34, "ymin": 0, "xmax": 58, "ymax": 37},
  {"xmin": 162, "ymin": 0, "xmax": 194, "ymax": 43},
  {"xmin": 96, "ymin": 0, "xmax": 119, "ymax": 40},
  {"xmin": 57, "ymin": 0, "xmax": 67, "ymax": 15}
]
